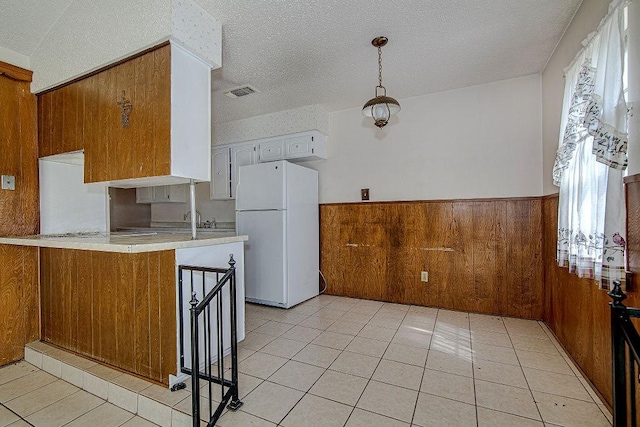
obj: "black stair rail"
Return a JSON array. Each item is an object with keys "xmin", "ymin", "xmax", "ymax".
[
  {"xmin": 178, "ymin": 255, "xmax": 242, "ymax": 427},
  {"xmin": 609, "ymin": 280, "xmax": 640, "ymax": 427}
]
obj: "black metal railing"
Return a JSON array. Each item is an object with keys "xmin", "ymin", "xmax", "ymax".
[
  {"xmin": 178, "ymin": 255, "xmax": 243, "ymax": 427},
  {"xmin": 609, "ymin": 280, "xmax": 640, "ymax": 427}
]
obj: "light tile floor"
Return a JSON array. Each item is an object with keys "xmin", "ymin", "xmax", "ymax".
[{"xmin": 0, "ymin": 294, "xmax": 612, "ymax": 426}]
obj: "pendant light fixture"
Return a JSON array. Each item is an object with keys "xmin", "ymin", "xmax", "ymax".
[{"xmin": 362, "ymin": 36, "xmax": 401, "ymax": 129}]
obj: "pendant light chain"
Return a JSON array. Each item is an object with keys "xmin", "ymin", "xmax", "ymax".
[{"xmin": 378, "ymin": 46, "xmax": 383, "ymax": 88}]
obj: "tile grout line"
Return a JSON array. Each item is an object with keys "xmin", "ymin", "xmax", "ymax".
[
  {"xmin": 468, "ymin": 311, "xmax": 479, "ymax": 427},
  {"xmin": 503, "ymin": 320, "xmax": 545, "ymax": 424},
  {"xmin": 410, "ymin": 307, "xmax": 439, "ymax": 427},
  {"xmin": 0, "ymin": 400, "xmax": 36, "ymax": 427},
  {"xmin": 340, "ymin": 301, "xmax": 387, "ymax": 426},
  {"xmin": 347, "ymin": 303, "xmax": 413, "ymax": 425}
]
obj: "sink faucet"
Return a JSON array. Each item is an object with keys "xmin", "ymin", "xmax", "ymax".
[{"xmin": 183, "ymin": 210, "xmax": 201, "ymax": 227}]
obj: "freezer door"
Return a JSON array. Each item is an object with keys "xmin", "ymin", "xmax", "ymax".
[
  {"xmin": 237, "ymin": 210, "xmax": 287, "ymax": 306},
  {"xmin": 236, "ymin": 161, "xmax": 287, "ymax": 211}
]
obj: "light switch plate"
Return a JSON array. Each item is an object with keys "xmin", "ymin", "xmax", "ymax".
[{"xmin": 1, "ymin": 175, "xmax": 15, "ymax": 190}]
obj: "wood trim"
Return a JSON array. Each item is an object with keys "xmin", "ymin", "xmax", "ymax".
[
  {"xmin": 321, "ymin": 195, "xmax": 546, "ymax": 207},
  {"xmin": 0, "ymin": 61, "xmax": 32, "ymax": 82},
  {"xmin": 624, "ymin": 173, "xmax": 640, "ymax": 184},
  {"xmin": 36, "ymin": 41, "xmax": 171, "ymax": 95}
]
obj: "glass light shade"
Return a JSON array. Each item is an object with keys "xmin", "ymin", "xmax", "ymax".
[{"xmin": 362, "ymin": 95, "xmax": 401, "ymax": 128}]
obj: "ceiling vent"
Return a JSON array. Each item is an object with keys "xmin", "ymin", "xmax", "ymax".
[{"xmin": 224, "ymin": 85, "xmax": 258, "ymax": 98}]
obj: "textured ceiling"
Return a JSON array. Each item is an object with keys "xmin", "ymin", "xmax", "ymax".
[
  {"xmin": 198, "ymin": 0, "xmax": 582, "ymax": 123},
  {"xmin": 0, "ymin": 0, "xmax": 73, "ymax": 56},
  {"xmin": 0, "ymin": 0, "xmax": 582, "ymax": 124}
]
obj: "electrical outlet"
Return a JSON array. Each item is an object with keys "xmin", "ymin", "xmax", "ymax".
[
  {"xmin": 1, "ymin": 175, "xmax": 15, "ymax": 191},
  {"xmin": 421, "ymin": 271, "xmax": 429, "ymax": 282},
  {"xmin": 361, "ymin": 188, "xmax": 370, "ymax": 201}
]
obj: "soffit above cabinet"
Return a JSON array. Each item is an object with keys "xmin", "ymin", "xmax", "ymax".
[
  {"xmin": 37, "ymin": 42, "xmax": 212, "ymax": 188},
  {"xmin": 26, "ymin": 0, "xmax": 221, "ymax": 93}
]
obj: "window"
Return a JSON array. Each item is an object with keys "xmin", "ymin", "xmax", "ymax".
[{"xmin": 553, "ymin": 0, "xmax": 629, "ymax": 290}]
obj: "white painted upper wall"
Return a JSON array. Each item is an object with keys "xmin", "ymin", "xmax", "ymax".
[
  {"xmin": 300, "ymin": 75, "xmax": 543, "ymax": 203},
  {"xmin": 29, "ymin": 0, "xmax": 221, "ymax": 92}
]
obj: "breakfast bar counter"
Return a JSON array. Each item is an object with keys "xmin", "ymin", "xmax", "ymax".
[
  {"xmin": 0, "ymin": 232, "xmax": 247, "ymax": 253},
  {"xmin": 0, "ymin": 234, "xmax": 247, "ymax": 386}
]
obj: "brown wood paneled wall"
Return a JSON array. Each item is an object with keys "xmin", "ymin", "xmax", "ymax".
[
  {"xmin": 0, "ymin": 66, "xmax": 39, "ymax": 236},
  {"xmin": 40, "ymin": 248, "xmax": 176, "ymax": 385},
  {"xmin": 0, "ymin": 63, "xmax": 40, "ymax": 366},
  {"xmin": 0, "ymin": 245, "xmax": 39, "ymax": 365},
  {"xmin": 320, "ymin": 198, "xmax": 544, "ymax": 319},
  {"xmin": 543, "ymin": 187, "xmax": 640, "ymax": 409}
]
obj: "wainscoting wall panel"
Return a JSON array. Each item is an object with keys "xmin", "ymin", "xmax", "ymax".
[
  {"xmin": 40, "ymin": 248, "xmax": 176, "ymax": 385},
  {"xmin": 543, "ymin": 188, "xmax": 640, "ymax": 409},
  {"xmin": 0, "ymin": 245, "xmax": 39, "ymax": 366},
  {"xmin": 0, "ymin": 62, "xmax": 40, "ymax": 366},
  {"xmin": 320, "ymin": 198, "xmax": 544, "ymax": 319}
]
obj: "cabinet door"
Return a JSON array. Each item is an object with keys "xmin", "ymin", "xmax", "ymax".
[
  {"xmin": 84, "ymin": 45, "xmax": 171, "ymax": 183},
  {"xmin": 136, "ymin": 187, "xmax": 153, "ymax": 203},
  {"xmin": 152, "ymin": 186, "xmax": 170, "ymax": 202},
  {"xmin": 231, "ymin": 143, "xmax": 256, "ymax": 198},
  {"xmin": 284, "ymin": 135, "xmax": 313, "ymax": 159},
  {"xmin": 167, "ymin": 184, "xmax": 187, "ymax": 202},
  {"xmin": 212, "ymin": 147, "xmax": 231, "ymax": 199},
  {"xmin": 258, "ymin": 140, "xmax": 284, "ymax": 163},
  {"xmin": 37, "ymin": 81, "xmax": 84, "ymax": 158}
]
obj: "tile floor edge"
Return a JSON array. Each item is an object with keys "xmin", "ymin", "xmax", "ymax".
[{"xmin": 23, "ymin": 341, "xmax": 191, "ymax": 427}]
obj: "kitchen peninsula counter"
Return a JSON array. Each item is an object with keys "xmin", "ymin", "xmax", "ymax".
[
  {"xmin": 0, "ymin": 233, "xmax": 247, "ymax": 253},
  {"xmin": 0, "ymin": 233, "xmax": 247, "ymax": 386}
]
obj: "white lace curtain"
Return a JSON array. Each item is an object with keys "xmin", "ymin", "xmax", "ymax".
[{"xmin": 553, "ymin": 0, "xmax": 629, "ymax": 290}]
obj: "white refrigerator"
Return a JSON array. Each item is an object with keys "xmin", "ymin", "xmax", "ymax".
[{"xmin": 236, "ymin": 160, "xmax": 319, "ymax": 308}]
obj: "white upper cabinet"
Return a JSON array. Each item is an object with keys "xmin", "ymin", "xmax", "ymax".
[
  {"xmin": 283, "ymin": 133, "xmax": 326, "ymax": 160},
  {"xmin": 211, "ymin": 130, "xmax": 327, "ymax": 200},
  {"xmin": 136, "ymin": 185, "xmax": 187, "ymax": 203},
  {"xmin": 231, "ymin": 144, "xmax": 257, "ymax": 198},
  {"xmin": 258, "ymin": 140, "xmax": 284, "ymax": 163},
  {"xmin": 212, "ymin": 147, "xmax": 231, "ymax": 199}
]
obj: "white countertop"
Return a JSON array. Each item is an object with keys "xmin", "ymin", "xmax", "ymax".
[{"xmin": 0, "ymin": 233, "xmax": 248, "ymax": 253}]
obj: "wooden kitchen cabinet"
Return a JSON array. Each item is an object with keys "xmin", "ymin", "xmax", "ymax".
[
  {"xmin": 38, "ymin": 82, "xmax": 84, "ymax": 157},
  {"xmin": 38, "ymin": 42, "xmax": 211, "ymax": 187},
  {"xmin": 84, "ymin": 45, "xmax": 172, "ymax": 183}
]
